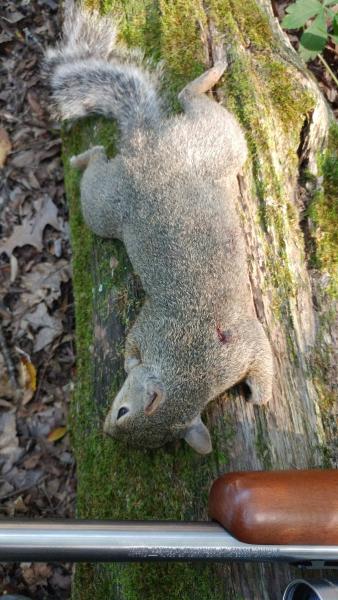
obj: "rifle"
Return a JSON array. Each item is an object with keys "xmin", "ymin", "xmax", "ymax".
[{"xmin": 1, "ymin": 470, "xmax": 337, "ymax": 599}]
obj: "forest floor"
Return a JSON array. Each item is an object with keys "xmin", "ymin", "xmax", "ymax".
[
  {"xmin": 0, "ymin": 0, "xmax": 336, "ymax": 598},
  {"xmin": 0, "ymin": 1, "xmax": 75, "ymax": 598}
]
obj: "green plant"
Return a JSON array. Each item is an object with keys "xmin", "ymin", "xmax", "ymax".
[{"xmin": 282, "ymin": 0, "xmax": 338, "ymax": 86}]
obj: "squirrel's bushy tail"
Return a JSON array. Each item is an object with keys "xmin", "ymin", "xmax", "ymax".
[{"xmin": 45, "ymin": 6, "xmax": 162, "ymax": 138}]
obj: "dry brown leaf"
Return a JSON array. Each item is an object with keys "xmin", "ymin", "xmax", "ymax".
[
  {"xmin": 0, "ymin": 196, "xmax": 62, "ymax": 255},
  {"xmin": 17, "ymin": 354, "xmax": 37, "ymax": 405},
  {"xmin": 20, "ymin": 259, "xmax": 70, "ymax": 308},
  {"xmin": 35, "ymin": 324, "xmax": 62, "ymax": 353},
  {"xmin": 21, "ymin": 563, "xmax": 53, "ymax": 587},
  {"xmin": 0, "ymin": 373, "xmax": 15, "ymax": 401},
  {"xmin": 22, "ymin": 302, "xmax": 63, "ymax": 352},
  {"xmin": 0, "ymin": 0, "xmax": 75, "ymax": 594},
  {"xmin": 22, "ymin": 386, "xmax": 34, "ymax": 406},
  {"xmin": 3, "ymin": 10, "xmax": 25, "ymax": 23},
  {"xmin": 0, "ymin": 480, "xmax": 14, "ymax": 498},
  {"xmin": 27, "ymin": 91, "xmax": 44, "ymax": 118},
  {"xmin": 50, "ymin": 569, "xmax": 72, "ymax": 590},
  {"xmin": 0, "ymin": 411, "xmax": 23, "ymax": 474},
  {"xmin": 22, "ymin": 357, "xmax": 37, "ymax": 391},
  {"xmin": 47, "ymin": 426, "xmax": 67, "ymax": 442},
  {"xmin": 10, "ymin": 149, "xmax": 36, "ymax": 169},
  {"xmin": 0, "ymin": 31, "xmax": 13, "ymax": 44},
  {"xmin": 13, "ymin": 495, "xmax": 28, "ymax": 513},
  {"xmin": 0, "ymin": 355, "xmax": 18, "ymax": 401},
  {"xmin": 22, "ymin": 453, "xmax": 42, "ymax": 469},
  {"xmin": 0, "ymin": 127, "xmax": 11, "ymax": 167},
  {"xmin": 0, "ymin": 399, "xmax": 13, "ymax": 409}
]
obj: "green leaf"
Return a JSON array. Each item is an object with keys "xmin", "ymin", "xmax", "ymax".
[
  {"xmin": 309, "ymin": 8, "xmax": 329, "ymax": 35},
  {"xmin": 299, "ymin": 10, "xmax": 328, "ymax": 61},
  {"xmin": 300, "ymin": 10, "xmax": 328, "ymax": 50},
  {"xmin": 329, "ymin": 33, "xmax": 338, "ymax": 43},
  {"xmin": 282, "ymin": 0, "xmax": 323, "ymax": 29},
  {"xmin": 299, "ymin": 44, "xmax": 319, "ymax": 61},
  {"xmin": 333, "ymin": 13, "xmax": 338, "ymax": 36},
  {"xmin": 300, "ymin": 29, "xmax": 327, "ymax": 52},
  {"xmin": 323, "ymin": 0, "xmax": 338, "ymax": 5}
]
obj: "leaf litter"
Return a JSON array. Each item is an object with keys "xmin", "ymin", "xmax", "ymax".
[{"xmin": 0, "ymin": 0, "xmax": 75, "ymax": 598}]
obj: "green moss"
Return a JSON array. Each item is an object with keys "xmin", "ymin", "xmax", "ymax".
[
  {"xmin": 223, "ymin": 53, "xmax": 305, "ymax": 328},
  {"xmin": 299, "ymin": 125, "xmax": 338, "ymax": 463},
  {"xmin": 229, "ymin": 0, "xmax": 275, "ymax": 50},
  {"xmin": 318, "ymin": 444, "xmax": 334, "ymax": 469},
  {"xmin": 210, "ymin": 0, "xmax": 274, "ymax": 50},
  {"xmin": 259, "ymin": 60, "xmax": 315, "ymax": 137},
  {"xmin": 309, "ymin": 302, "xmax": 337, "ymax": 466},
  {"xmin": 255, "ymin": 416, "xmax": 272, "ymax": 470},
  {"xmin": 308, "ymin": 123, "xmax": 338, "ymax": 297},
  {"xmin": 63, "ymin": 1, "xmax": 333, "ymax": 598},
  {"xmin": 62, "ymin": 125, "xmax": 95, "ymax": 443},
  {"xmin": 74, "ymin": 562, "xmax": 226, "ymax": 600},
  {"xmin": 210, "ymin": 407, "xmax": 236, "ymax": 470},
  {"xmin": 159, "ymin": 0, "xmax": 207, "ymax": 81}
]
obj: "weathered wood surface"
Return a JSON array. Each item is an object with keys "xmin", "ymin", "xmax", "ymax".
[{"xmin": 64, "ymin": 0, "xmax": 337, "ymax": 598}]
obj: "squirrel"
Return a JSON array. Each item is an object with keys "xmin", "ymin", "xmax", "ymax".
[{"xmin": 45, "ymin": 6, "xmax": 274, "ymax": 454}]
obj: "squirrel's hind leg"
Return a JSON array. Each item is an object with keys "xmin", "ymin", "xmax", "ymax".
[
  {"xmin": 177, "ymin": 64, "xmax": 248, "ymax": 174},
  {"xmin": 178, "ymin": 62, "xmax": 227, "ymax": 104},
  {"xmin": 70, "ymin": 145, "xmax": 106, "ymax": 170},
  {"xmin": 245, "ymin": 331, "xmax": 274, "ymax": 405},
  {"xmin": 74, "ymin": 147, "xmax": 126, "ymax": 240}
]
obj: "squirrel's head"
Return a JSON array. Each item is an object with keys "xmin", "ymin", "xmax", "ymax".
[{"xmin": 103, "ymin": 364, "xmax": 212, "ymax": 454}]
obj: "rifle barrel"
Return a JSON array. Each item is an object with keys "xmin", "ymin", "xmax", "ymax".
[{"xmin": 1, "ymin": 520, "xmax": 338, "ymax": 563}]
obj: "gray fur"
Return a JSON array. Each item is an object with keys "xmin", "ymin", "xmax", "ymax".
[
  {"xmin": 45, "ymin": 6, "xmax": 162, "ymax": 139},
  {"xmin": 46, "ymin": 8, "xmax": 274, "ymax": 454}
]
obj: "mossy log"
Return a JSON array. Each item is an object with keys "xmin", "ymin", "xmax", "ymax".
[{"xmin": 63, "ymin": 0, "xmax": 338, "ymax": 598}]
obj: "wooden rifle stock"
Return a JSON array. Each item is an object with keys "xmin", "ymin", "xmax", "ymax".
[{"xmin": 208, "ymin": 469, "xmax": 338, "ymax": 545}]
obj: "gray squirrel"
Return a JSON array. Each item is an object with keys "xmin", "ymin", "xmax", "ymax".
[{"xmin": 46, "ymin": 7, "xmax": 273, "ymax": 454}]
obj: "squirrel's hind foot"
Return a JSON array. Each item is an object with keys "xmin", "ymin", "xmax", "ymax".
[
  {"xmin": 178, "ymin": 62, "xmax": 227, "ymax": 103},
  {"xmin": 70, "ymin": 145, "xmax": 106, "ymax": 170}
]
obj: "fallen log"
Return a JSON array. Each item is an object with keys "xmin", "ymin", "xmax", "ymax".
[{"xmin": 62, "ymin": 1, "xmax": 338, "ymax": 598}]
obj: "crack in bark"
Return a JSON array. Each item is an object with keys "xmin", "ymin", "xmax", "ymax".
[
  {"xmin": 296, "ymin": 111, "xmax": 319, "ymax": 270},
  {"xmin": 199, "ymin": 1, "xmax": 229, "ymax": 67},
  {"xmin": 199, "ymin": 0, "xmax": 214, "ymax": 67},
  {"xmin": 297, "ymin": 110, "xmax": 314, "ymax": 168}
]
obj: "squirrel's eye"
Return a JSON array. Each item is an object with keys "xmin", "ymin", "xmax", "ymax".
[{"xmin": 117, "ymin": 406, "xmax": 129, "ymax": 420}]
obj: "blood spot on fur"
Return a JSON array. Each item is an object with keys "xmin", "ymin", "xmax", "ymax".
[{"xmin": 216, "ymin": 326, "xmax": 232, "ymax": 344}]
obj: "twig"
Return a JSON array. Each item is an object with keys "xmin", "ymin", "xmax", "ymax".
[
  {"xmin": 0, "ymin": 322, "xmax": 17, "ymax": 387},
  {"xmin": 318, "ymin": 53, "xmax": 338, "ymax": 88}
]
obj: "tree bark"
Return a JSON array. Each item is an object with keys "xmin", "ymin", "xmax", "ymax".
[{"xmin": 63, "ymin": 0, "xmax": 337, "ymax": 598}]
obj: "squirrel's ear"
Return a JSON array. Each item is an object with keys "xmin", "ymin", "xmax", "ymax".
[
  {"xmin": 183, "ymin": 416, "xmax": 212, "ymax": 454},
  {"xmin": 144, "ymin": 379, "xmax": 166, "ymax": 416}
]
